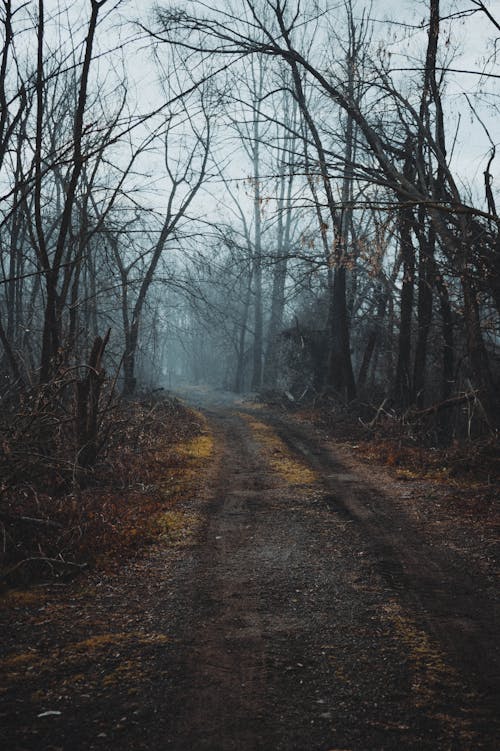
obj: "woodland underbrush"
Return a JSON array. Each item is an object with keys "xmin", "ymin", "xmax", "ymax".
[
  {"xmin": 0, "ymin": 385, "xmax": 205, "ymax": 589},
  {"xmin": 295, "ymin": 392, "xmax": 500, "ymax": 489}
]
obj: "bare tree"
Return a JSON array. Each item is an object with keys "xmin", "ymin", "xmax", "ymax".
[
  {"xmin": 115, "ymin": 104, "xmax": 211, "ymax": 396},
  {"xmin": 155, "ymin": 0, "xmax": 500, "ymax": 427}
]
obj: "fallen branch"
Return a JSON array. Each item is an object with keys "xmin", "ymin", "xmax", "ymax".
[
  {"xmin": 359, "ymin": 397, "xmax": 390, "ymax": 429},
  {"xmin": 406, "ymin": 391, "xmax": 479, "ymax": 420},
  {"xmin": 0, "ymin": 556, "xmax": 87, "ymax": 583},
  {"xmin": 0, "ymin": 512, "xmax": 63, "ymax": 529}
]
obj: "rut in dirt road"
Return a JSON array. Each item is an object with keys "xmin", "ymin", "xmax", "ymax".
[
  {"xmin": 3, "ymin": 403, "xmax": 496, "ymax": 751},
  {"xmin": 159, "ymin": 407, "xmax": 499, "ymax": 751}
]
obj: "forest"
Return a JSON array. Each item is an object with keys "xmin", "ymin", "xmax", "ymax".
[
  {"xmin": 0, "ymin": 0, "xmax": 500, "ymax": 751},
  {"xmin": 1, "ymin": 0, "xmax": 499, "ymax": 432}
]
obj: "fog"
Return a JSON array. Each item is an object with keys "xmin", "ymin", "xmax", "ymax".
[{"xmin": 1, "ymin": 0, "xmax": 499, "ymax": 433}]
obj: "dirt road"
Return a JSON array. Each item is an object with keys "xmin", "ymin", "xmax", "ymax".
[{"xmin": 1, "ymin": 400, "xmax": 499, "ymax": 750}]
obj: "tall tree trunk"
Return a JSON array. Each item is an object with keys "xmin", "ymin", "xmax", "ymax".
[
  {"xmin": 461, "ymin": 273, "xmax": 498, "ymax": 427},
  {"xmin": 436, "ymin": 273, "xmax": 454, "ymax": 441},
  {"xmin": 263, "ymin": 255, "xmax": 287, "ymax": 389},
  {"xmin": 122, "ymin": 321, "xmax": 139, "ymax": 397},
  {"xmin": 358, "ymin": 285, "xmax": 387, "ymax": 391},
  {"xmin": 412, "ymin": 219, "xmax": 435, "ymax": 407},
  {"xmin": 327, "ymin": 267, "xmax": 356, "ymax": 400},
  {"xmin": 250, "ymin": 93, "xmax": 264, "ymax": 391},
  {"xmin": 38, "ymin": 0, "xmax": 105, "ymax": 382},
  {"xmin": 330, "ymin": 85, "xmax": 356, "ymax": 402},
  {"xmin": 296, "ymin": 71, "xmax": 356, "ymax": 399},
  {"xmin": 251, "ymin": 252, "xmax": 263, "ymax": 390},
  {"xmin": 263, "ymin": 176, "xmax": 292, "ymax": 388},
  {"xmin": 358, "ymin": 252, "xmax": 401, "ymax": 391},
  {"xmin": 394, "ymin": 148, "xmax": 416, "ymax": 407},
  {"xmin": 263, "ymin": 90, "xmax": 296, "ymax": 389},
  {"xmin": 234, "ymin": 270, "xmax": 253, "ymax": 393},
  {"xmin": 0, "ymin": 312, "xmax": 24, "ymax": 388},
  {"xmin": 394, "ymin": 208, "xmax": 415, "ymax": 407}
]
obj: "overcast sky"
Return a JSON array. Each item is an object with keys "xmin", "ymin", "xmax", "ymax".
[{"xmin": 28, "ymin": 0, "xmax": 500, "ymax": 212}]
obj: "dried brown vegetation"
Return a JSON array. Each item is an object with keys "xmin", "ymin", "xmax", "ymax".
[
  {"xmin": 295, "ymin": 398, "xmax": 499, "ymax": 561},
  {"xmin": 0, "ymin": 390, "xmax": 207, "ymax": 588}
]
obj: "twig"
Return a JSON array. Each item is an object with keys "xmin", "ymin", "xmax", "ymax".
[
  {"xmin": 0, "ymin": 513, "xmax": 63, "ymax": 529},
  {"xmin": 360, "ymin": 397, "xmax": 389, "ymax": 429},
  {"xmin": 0, "ymin": 557, "xmax": 87, "ymax": 582},
  {"xmin": 407, "ymin": 390, "xmax": 479, "ymax": 419}
]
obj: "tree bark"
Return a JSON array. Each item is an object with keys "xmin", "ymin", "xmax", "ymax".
[
  {"xmin": 234, "ymin": 271, "xmax": 253, "ymax": 393},
  {"xmin": 412, "ymin": 218, "xmax": 435, "ymax": 407},
  {"xmin": 435, "ymin": 273, "xmax": 454, "ymax": 441},
  {"xmin": 394, "ymin": 147, "xmax": 416, "ymax": 407},
  {"xmin": 39, "ymin": 0, "xmax": 107, "ymax": 382},
  {"xmin": 75, "ymin": 328, "xmax": 110, "ymax": 468}
]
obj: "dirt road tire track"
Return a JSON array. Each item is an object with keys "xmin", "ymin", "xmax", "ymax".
[
  {"xmin": 266, "ymin": 413, "xmax": 500, "ymax": 701},
  {"xmin": 1, "ymin": 400, "xmax": 498, "ymax": 750},
  {"xmin": 157, "ymin": 407, "xmax": 499, "ymax": 750}
]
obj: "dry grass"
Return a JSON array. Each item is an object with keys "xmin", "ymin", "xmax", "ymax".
[
  {"xmin": 297, "ymin": 404, "xmax": 500, "ymax": 500},
  {"xmin": 0, "ymin": 397, "xmax": 212, "ymax": 589},
  {"xmin": 380, "ymin": 600, "xmax": 476, "ymax": 745},
  {"xmin": 241, "ymin": 414, "xmax": 316, "ymax": 486}
]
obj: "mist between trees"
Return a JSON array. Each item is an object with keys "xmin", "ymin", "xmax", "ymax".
[{"xmin": 1, "ymin": 0, "xmax": 499, "ymax": 467}]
